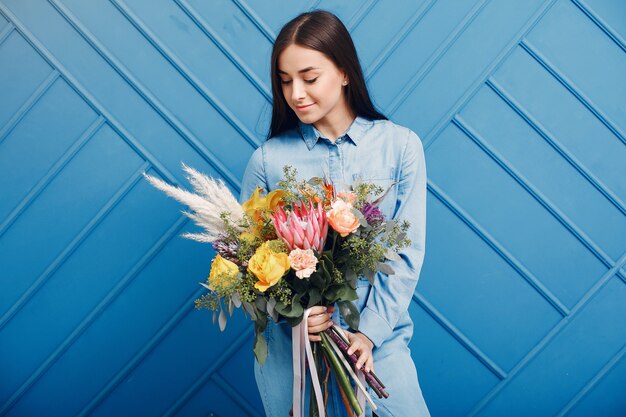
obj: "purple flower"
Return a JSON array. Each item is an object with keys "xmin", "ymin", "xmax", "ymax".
[{"xmin": 360, "ymin": 202, "xmax": 385, "ymax": 225}]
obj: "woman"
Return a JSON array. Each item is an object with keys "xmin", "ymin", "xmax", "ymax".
[{"xmin": 239, "ymin": 9, "xmax": 430, "ymax": 417}]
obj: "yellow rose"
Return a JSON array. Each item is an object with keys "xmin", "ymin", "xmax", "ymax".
[
  {"xmin": 247, "ymin": 242, "xmax": 290, "ymax": 292},
  {"xmin": 208, "ymin": 255, "xmax": 240, "ymax": 291}
]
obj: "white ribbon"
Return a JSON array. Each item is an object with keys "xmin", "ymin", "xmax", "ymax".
[
  {"xmin": 292, "ymin": 307, "xmax": 326, "ymax": 417},
  {"xmin": 292, "ymin": 310, "xmax": 378, "ymax": 417}
]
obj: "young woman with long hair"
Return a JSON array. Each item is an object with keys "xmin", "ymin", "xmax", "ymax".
[{"xmin": 240, "ymin": 9, "xmax": 430, "ymax": 417}]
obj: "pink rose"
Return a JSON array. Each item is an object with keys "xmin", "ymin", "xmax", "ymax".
[
  {"xmin": 327, "ymin": 199, "xmax": 360, "ymax": 237},
  {"xmin": 288, "ymin": 248, "xmax": 319, "ymax": 279}
]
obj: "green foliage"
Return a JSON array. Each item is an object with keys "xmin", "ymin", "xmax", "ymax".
[
  {"xmin": 352, "ymin": 181, "xmax": 384, "ymax": 209},
  {"xmin": 276, "ymin": 165, "xmax": 330, "ymax": 207},
  {"xmin": 194, "ymin": 292, "xmax": 220, "ymax": 311},
  {"xmin": 267, "ymin": 277, "xmax": 294, "ymax": 306}
]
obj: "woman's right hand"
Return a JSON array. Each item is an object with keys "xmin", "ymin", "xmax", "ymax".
[{"xmin": 307, "ymin": 305, "xmax": 336, "ymax": 342}]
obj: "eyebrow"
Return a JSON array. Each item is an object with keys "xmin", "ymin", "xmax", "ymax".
[{"xmin": 278, "ymin": 66, "xmax": 320, "ymax": 75}]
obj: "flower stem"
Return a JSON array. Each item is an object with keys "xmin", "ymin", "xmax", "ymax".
[
  {"xmin": 325, "ymin": 326, "xmax": 389, "ymax": 398},
  {"xmin": 319, "ymin": 331, "xmax": 363, "ymax": 416}
]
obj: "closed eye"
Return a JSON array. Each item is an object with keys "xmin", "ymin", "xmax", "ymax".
[{"xmin": 280, "ymin": 77, "xmax": 318, "ymax": 85}]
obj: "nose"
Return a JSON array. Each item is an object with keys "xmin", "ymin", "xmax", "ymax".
[{"xmin": 291, "ymin": 80, "xmax": 306, "ymax": 102}]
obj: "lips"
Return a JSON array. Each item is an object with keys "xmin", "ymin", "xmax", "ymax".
[{"xmin": 296, "ymin": 103, "xmax": 314, "ymax": 111}]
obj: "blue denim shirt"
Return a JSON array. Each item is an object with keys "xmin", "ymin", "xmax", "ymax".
[
  {"xmin": 238, "ymin": 115, "xmax": 427, "ymax": 349},
  {"xmin": 239, "ymin": 115, "xmax": 430, "ymax": 416}
]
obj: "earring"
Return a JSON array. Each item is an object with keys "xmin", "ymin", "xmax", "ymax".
[{"xmin": 343, "ymin": 81, "xmax": 348, "ymax": 86}]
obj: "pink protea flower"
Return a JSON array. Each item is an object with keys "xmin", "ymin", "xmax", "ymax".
[{"xmin": 271, "ymin": 200, "xmax": 328, "ymax": 253}]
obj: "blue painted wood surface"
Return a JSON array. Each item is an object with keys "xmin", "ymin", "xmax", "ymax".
[{"xmin": 0, "ymin": 1, "xmax": 624, "ymax": 416}]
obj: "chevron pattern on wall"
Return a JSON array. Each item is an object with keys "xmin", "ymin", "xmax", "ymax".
[{"xmin": 0, "ymin": 1, "xmax": 624, "ymax": 416}]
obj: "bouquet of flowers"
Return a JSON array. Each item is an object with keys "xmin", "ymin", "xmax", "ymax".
[{"xmin": 143, "ymin": 163, "xmax": 411, "ymax": 417}]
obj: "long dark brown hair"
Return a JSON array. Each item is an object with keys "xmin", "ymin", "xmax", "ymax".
[{"xmin": 267, "ymin": 9, "xmax": 387, "ymax": 140}]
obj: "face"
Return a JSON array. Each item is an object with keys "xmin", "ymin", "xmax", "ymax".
[{"xmin": 277, "ymin": 44, "xmax": 352, "ymax": 127}]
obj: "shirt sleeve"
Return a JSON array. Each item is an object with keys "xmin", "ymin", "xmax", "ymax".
[
  {"xmin": 357, "ymin": 128, "xmax": 427, "ymax": 348},
  {"xmin": 239, "ymin": 144, "xmax": 268, "ymax": 205}
]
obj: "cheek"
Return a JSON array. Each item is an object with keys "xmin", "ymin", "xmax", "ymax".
[{"xmin": 314, "ymin": 81, "xmax": 341, "ymax": 104}]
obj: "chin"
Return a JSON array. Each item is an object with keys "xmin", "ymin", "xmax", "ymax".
[{"xmin": 296, "ymin": 113, "xmax": 318, "ymax": 123}]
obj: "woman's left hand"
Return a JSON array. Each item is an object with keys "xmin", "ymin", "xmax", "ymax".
[{"xmin": 345, "ymin": 331, "xmax": 375, "ymax": 373}]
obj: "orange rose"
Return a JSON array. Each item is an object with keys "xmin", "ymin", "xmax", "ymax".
[
  {"xmin": 327, "ymin": 199, "xmax": 360, "ymax": 237},
  {"xmin": 336, "ymin": 191, "xmax": 357, "ymax": 204}
]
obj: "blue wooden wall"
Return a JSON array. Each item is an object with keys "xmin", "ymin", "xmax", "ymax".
[{"xmin": 1, "ymin": 1, "xmax": 624, "ymax": 416}]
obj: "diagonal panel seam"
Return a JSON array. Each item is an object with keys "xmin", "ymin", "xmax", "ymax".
[
  {"xmin": 162, "ymin": 327, "xmax": 256, "ymax": 417},
  {"xmin": 174, "ymin": 0, "xmax": 271, "ymax": 104},
  {"xmin": 48, "ymin": 0, "xmax": 241, "ymax": 191},
  {"xmin": 454, "ymin": 114, "xmax": 622, "ymax": 273},
  {"xmin": 555, "ymin": 344, "xmax": 626, "ymax": 417},
  {"xmin": 486, "ymin": 77, "xmax": 626, "ymax": 216},
  {"xmin": 0, "ymin": 5, "xmax": 182, "ymax": 191},
  {"xmin": 71, "ymin": 214, "xmax": 192, "ymax": 417},
  {"xmin": 571, "ymin": 0, "xmax": 626, "ymax": 54},
  {"xmin": 109, "ymin": 0, "xmax": 263, "ymax": 149},
  {"xmin": 365, "ymin": 0, "xmax": 436, "ymax": 80},
  {"xmin": 76, "ymin": 286, "xmax": 246, "ymax": 417},
  {"xmin": 423, "ymin": 0, "xmax": 558, "ymax": 151},
  {"xmin": 520, "ymin": 39, "xmax": 626, "ymax": 148},
  {"xmin": 387, "ymin": 0, "xmax": 491, "ymax": 117},
  {"xmin": 345, "ymin": 0, "xmax": 378, "ymax": 31},
  {"xmin": 0, "ymin": 69, "xmax": 59, "ymax": 145},
  {"xmin": 211, "ymin": 372, "xmax": 265, "ymax": 417},
  {"xmin": 466, "ymin": 250, "xmax": 626, "ymax": 417},
  {"xmin": 412, "ymin": 291, "xmax": 507, "ymax": 380},
  {"xmin": 0, "ymin": 161, "xmax": 150, "ymax": 416},
  {"xmin": 0, "ymin": 114, "xmax": 103, "ymax": 241},
  {"xmin": 428, "ymin": 180, "xmax": 570, "ymax": 316},
  {"xmin": 0, "ymin": 19, "xmax": 13, "ymax": 45},
  {"xmin": 231, "ymin": 0, "xmax": 275, "ymax": 42}
]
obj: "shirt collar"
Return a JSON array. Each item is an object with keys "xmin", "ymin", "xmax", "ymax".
[{"xmin": 298, "ymin": 115, "xmax": 371, "ymax": 150}]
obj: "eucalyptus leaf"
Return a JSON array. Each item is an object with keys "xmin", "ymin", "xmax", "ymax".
[
  {"xmin": 267, "ymin": 297, "xmax": 279, "ymax": 322},
  {"xmin": 199, "ymin": 282, "xmax": 211, "ymax": 291},
  {"xmin": 351, "ymin": 207, "xmax": 369, "ymax": 227},
  {"xmin": 254, "ymin": 331, "xmax": 268, "ymax": 365},
  {"xmin": 309, "ymin": 270, "xmax": 325, "ymax": 289},
  {"xmin": 212, "ymin": 310, "xmax": 217, "ymax": 325},
  {"xmin": 274, "ymin": 299, "xmax": 304, "ymax": 318},
  {"xmin": 345, "ymin": 268, "xmax": 357, "ymax": 289},
  {"xmin": 382, "ymin": 221, "xmax": 394, "ymax": 239},
  {"xmin": 228, "ymin": 298, "xmax": 234, "ymax": 316},
  {"xmin": 384, "ymin": 248, "xmax": 401, "ymax": 261},
  {"xmin": 254, "ymin": 297, "xmax": 268, "ymax": 314},
  {"xmin": 307, "ymin": 288, "xmax": 322, "ymax": 308},
  {"xmin": 337, "ymin": 300, "xmax": 360, "ymax": 331},
  {"xmin": 377, "ymin": 262, "xmax": 395, "ymax": 275},
  {"xmin": 232, "ymin": 292, "xmax": 242, "ymax": 308},
  {"xmin": 242, "ymin": 301, "xmax": 257, "ymax": 320},
  {"xmin": 218, "ymin": 308, "xmax": 227, "ymax": 331},
  {"xmin": 267, "ymin": 297, "xmax": 276, "ymax": 316}
]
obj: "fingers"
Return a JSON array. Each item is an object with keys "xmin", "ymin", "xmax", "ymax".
[
  {"xmin": 307, "ymin": 310, "xmax": 333, "ymax": 333},
  {"xmin": 308, "ymin": 319, "xmax": 334, "ymax": 335},
  {"xmin": 308, "ymin": 334, "xmax": 321, "ymax": 342},
  {"xmin": 346, "ymin": 332, "xmax": 375, "ymax": 373},
  {"xmin": 309, "ymin": 306, "xmax": 327, "ymax": 315}
]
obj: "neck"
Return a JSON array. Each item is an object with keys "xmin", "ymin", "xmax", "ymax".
[{"xmin": 314, "ymin": 108, "xmax": 357, "ymax": 142}]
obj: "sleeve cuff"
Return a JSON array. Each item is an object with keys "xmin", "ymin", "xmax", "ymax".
[{"xmin": 358, "ymin": 306, "xmax": 393, "ymax": 348}]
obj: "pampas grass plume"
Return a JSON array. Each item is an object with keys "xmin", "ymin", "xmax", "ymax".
[{"xmin": 142, "ymin": 163, "xmax": 244, "ymax": 243}]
